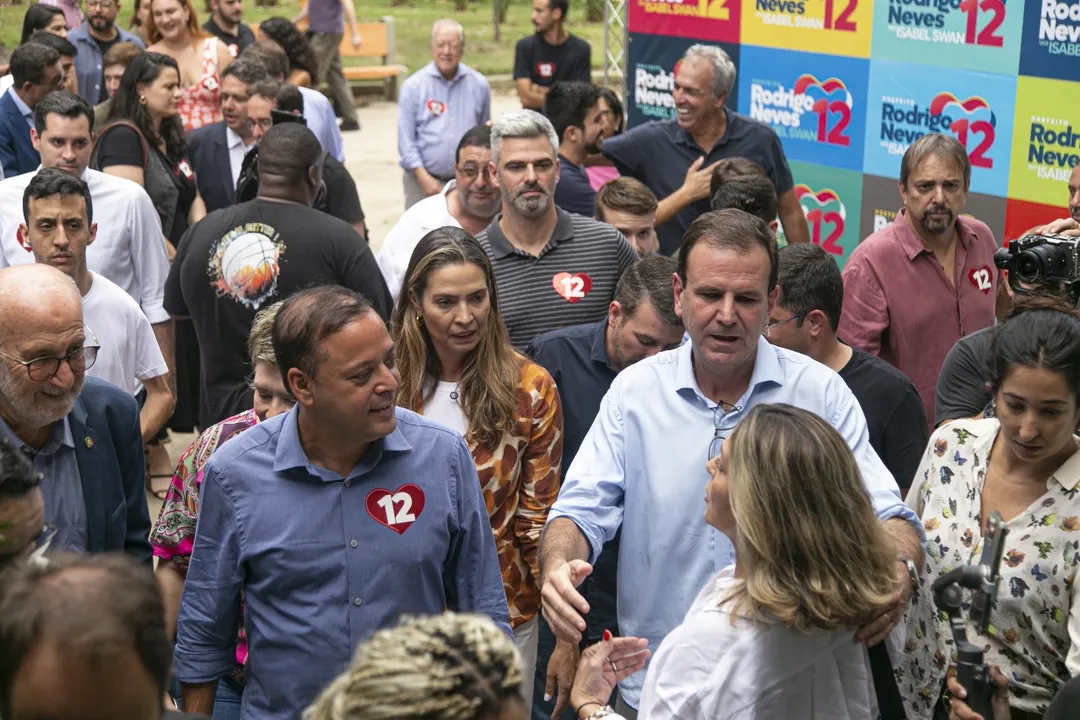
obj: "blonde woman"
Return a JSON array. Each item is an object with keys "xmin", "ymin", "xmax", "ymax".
[
  {"xmin": 391, "ymin": 226, "xmax": 564, "ymax": 709},
  {"xmin": 592, "ymin": 404, "xmax": 897, "ymax": 718}
]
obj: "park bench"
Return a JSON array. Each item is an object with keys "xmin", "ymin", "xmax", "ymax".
[{"xmin": 295, "ymin": 13, "xmax": 405, "ymax": 101}]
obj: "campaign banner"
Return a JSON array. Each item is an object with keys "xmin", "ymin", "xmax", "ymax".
[
  {"xmin": 1004, "ymin": 197, "xmax": 1070, "ymax": 242},
  {"xmin": 739, "ymin": 0, "xmax": 873, "ymax": 57},
  {"xmin": 779, "ymin": 161, "xmax": 864, "ymax": 267},
  {"xmin": 737, "ymin": 47, "xmax": 869, "ymax": 171},
  {"xmin": 626, "ymin": 33, "xmax": 740, "ymax": 129},
  {"xmin": 628, "ymin": 0, "xmax": 741, "ymax": 41},
  {"xmin": 1007, "ymin": 75, "xmax": 1080, "ymax": 205},
  {"xmin": 1019, "ymin": 0, "xmax": 1080, "ymax": 82},
  {"xmin": 870, "ymin": 0, "xmax": 1025, "ymax": 75},
  {"xmin": 862, "ymin": 60, "xmax": 1016, "ymax": 197},
  {"xmin": 858, "ymin": 173, "xmax": 1007, "ymax": 243}
]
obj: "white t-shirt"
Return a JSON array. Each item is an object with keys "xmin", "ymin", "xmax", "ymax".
[
  {"xmin": 82, "ymin": 272, "xmax": 169, "ymax": 395},
  {"xmin": 638, "ymin": 567, "xmax": 879, "ymax": 719},
  {"xmin": 376, "ymin": 181, "xmax": 460, "ymax": 301},
  {"xmin": 421, "ymin": 381, "xmax": 468, "ymax": 436},
  {"xmin": 0, "ymin": 167, "xmax": 170, "ymax": 323}
]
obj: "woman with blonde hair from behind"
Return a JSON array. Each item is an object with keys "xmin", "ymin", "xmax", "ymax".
[{"xmin": 614, "ymin": 403, "xmax": 898, "ymax": 718}]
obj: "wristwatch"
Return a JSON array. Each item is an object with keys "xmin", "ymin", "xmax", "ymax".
[{"xmin": 899, "ymin": 556, "xmax": 920, "ymax": 594}]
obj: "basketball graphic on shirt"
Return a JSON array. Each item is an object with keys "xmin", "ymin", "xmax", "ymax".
[
  {"xmin": 536, "ymin": 61, "xmax": 556, "ymax": 79},
  {"xmin": 209, "ymin": 222, "xmax": 286, "ymax": 310}
]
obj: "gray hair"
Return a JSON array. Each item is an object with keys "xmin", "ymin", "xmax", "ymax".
[
  {"xmin": 431, "ymin": 19, "xmax": 465, "ymax": 45},
  {"xmin": 490, "ymin": 110, "xmax": 559, "ymax": 166},
  {"xmin": 683, "ymin": 44, "xmax": 737, "ymax": 98},
  {"xmin": 899, "ymin": 132, "xmax": 972, "ymax": 190}
]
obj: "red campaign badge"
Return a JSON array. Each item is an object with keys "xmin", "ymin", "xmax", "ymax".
[
  {"xmin": 536, "ymin": 61, "xmax": 555, "ymax": 79},
  {"xmin": 366, "ymin": 484, "xmax": 425, "ymax": 534},
  {"xmin": 552, "ymin": 272, "xmax": 592, "ymax": 303},
  {"xmin": 177, "ymin": 160, "xmax": 195, "ymax": 181},
  {"xmin": 968, "ymin": 266, "xmax": 993, "ymax": 294},
  {"xmin": 426, "ymin": 99, "xmax": 447, "ymax": 116}
]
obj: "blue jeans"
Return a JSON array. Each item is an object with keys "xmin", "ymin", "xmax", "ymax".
[{"xmin": 212, "ymin": 677, "xmax": 243, "ymax": 720}]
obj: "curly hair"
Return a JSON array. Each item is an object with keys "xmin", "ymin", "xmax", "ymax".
[
  {"xmin": 258, "ymin": 17, "xmax": 319, "ymax": 81},
  {"xmin": 303, "ymin": 614, "xmax": 522, "ymax": 720}
]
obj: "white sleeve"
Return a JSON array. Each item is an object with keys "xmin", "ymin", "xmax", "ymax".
[
  {"xmin": 376, "ymin": 214, "xmax": 421, "ymax": 303},
  {"xmin": 1068, "ymin": 571, "xmax": 1080, "ymax": 676},
  {"xmin": 131, "ymin": 304, "xmax": 169, "ymax": 380},
  {"xmin": 126, "ymin": 185, "xmax": 170, "ymax": 324}
]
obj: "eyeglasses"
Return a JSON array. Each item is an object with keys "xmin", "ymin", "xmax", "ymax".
[
  {"xmin": 0, "ymin": 327, "xmax": 100, "ymax": 382},
  {"xmin": 456, "ymin": 164, "xmax": 491, "ymax": 181},
  {"xmin": 766, "ymin": 311, "xmax": 809, "ymax": 332},
  {"xmin": 708, "ymin": 401, "xmax": 742, "ymax": 460},
  {"xmin": 87, "ymin": 0, "xmax": 115, "ymax": 8},
  {"xmin": 245, "ymin": 117, "xmax": 273, "ymax": 131}
]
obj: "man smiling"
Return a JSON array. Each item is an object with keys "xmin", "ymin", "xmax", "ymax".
[{"xmin": 68, "ymin": 0, "xmax": 145, "ymax": 105}]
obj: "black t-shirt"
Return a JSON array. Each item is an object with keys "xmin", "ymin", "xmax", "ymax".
[
  {"xmin": 513, "ymin": 33, "xmax": 591, "ymax": 107},
  {"xmin": 554, "ymin": 154, "xmax": 596, "ymax": 217},
  {"xmin": 164, "ymin": 198, "xmax": 393, "ymax": 426},
  {"xmin": 935, "ymin": 326, "xmax": 994, "ymax": 426},
  {"xmin": 322, "ymin": 155, "xmax": 365, "ymax": 226},
  {"xmin": 839, "ymin": 347, "xmax": 929, "ymax": 492},
  {"xmin": 202, "ymin": 18, "xmax": 255, "ymax": 57}
]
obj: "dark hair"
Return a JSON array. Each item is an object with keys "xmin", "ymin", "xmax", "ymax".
[
  {"xmin": 710, "ymin": 175, "xmax": 778, "ymax": 224},
  {"xmin": 595, "ymin": 177, "xmax": 657, "ymax": 220},
  {"xmin": 240, "ymin": 42, "xmax": 290, "ymax": 80},
  {"xmin": 22, "ymin": 168, "xmax": 94, "ymax": 225},
  {"xmin": 258, "ymin": 17, "xmax": 318, "ymax": 80},
  {"xmin": 273, "ymin": 286, "xmax": 374, "ymax": 395},
  {"xmin": 542, "ymin": 81, "xmax": 601, "ymax": 143},
  {"xmin": 1008, "ymin": 286, "xmax": 1080, "ymax": 319},
  {"xmin": 27, "ymin": 30, "xmax": 76, "ymax": 59},
  {"xmin": 102, "ymin": 41, "xmax": 143, "ymax": 70},
  {"xmin": 33, "ymin": 89, "xmax": 94, "ymax": 135},
  {"xmin": 20, "ymin": 4, "xmax": 65, "ymax": 45},
  {"xmin": 9, "ymin": 42, "xmax": 61, "ymax": 89},
  {"xmin": 107, "ymin": 52, "xmax": 187, "ymax": 160},
  {"xmin": 221, "ymin": 57, "xmax": 270, "ymax": 87},
  {"xmin": 615, "ymin": 255, "xmax": 681, "ymax": 327},
  {"xmin": 0, "ymin": 435, "xmax": 40, "ymax": 498},
  {"xmin": 599, "ymin": 87, "xmax": 624, "ymax": 135},
  {"xmin": 678, "ymin": 209, "xmax": 778, "ymax": 292},
  {"xmin": 989, "ymin": 309, "xmax": 1080, "ymax": 401},
  {"xmin": 708, "ymin": 156, "xmax": 768, "ymax": 199},
  {"xmin": 455, "ymin": 124, "xmax": 492, "ymax": 164},
  {"xmin": 273, "ymin": 82, "xmax": 302, "ymax": 114},
  {"xmin": 900, "ymin": 132, "xmax": 971, "ymax": 190},
  {"xmin": 258, "ymin": 122, "xmax": 321, "ymax": 184},
  {"xmin": 776, "ymin": 244, "xmax": 843, "ymax": 332},
  {"xmin": 549, "ymin": 0, "xmax": 569, "ymax": 21},
  {"xmin": 0, "ymin": 554, "xmax": 171, "ymax": 719}
]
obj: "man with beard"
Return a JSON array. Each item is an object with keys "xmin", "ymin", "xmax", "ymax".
[
  {"xmin": 839, "ymin": 132, "xmax": 997, "ymax": 428},
  {"xmin": 378, "ymin": 123, "xmax": 500, "ymax": 300},
  {"xmin": 68, "ymin": 0, "xmax": 145, "ymax": 105},
  {"xmin": 513, "ymin": 0, "xmax": 591, "ymax": 111},
  {"xmin": 203, "ymin": 0, "xmax": 255, "ymax": 58},
  {"xmin": 542, "ymin": 81, "xmax": 605, "ymax": 217},
  {"xmin": 477, "ymin": 110, "xmax": 637, "ymax": 350},
  {"xmin": 0, "ymin": 264, "xmax": 151, "ymax": 563}
]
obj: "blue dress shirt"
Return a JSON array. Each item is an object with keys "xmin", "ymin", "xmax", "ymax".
[
  {"xmin": 547, "ymin": 337, "xmax": 925, "ymax": 708},
  {"xmin": 8, "ymin": 89, "xmax": 33, "ymax": 128},
  {"xmin": 67, "ymin": 22, "xmax": 145, "ymax": 104},
  {"xmin": 173, "ymin": 406, "xmax": 510, "ymax": 719},
  {"xmin": 298, "ymin": 85, "xmax": 345, "ymax": 162}
]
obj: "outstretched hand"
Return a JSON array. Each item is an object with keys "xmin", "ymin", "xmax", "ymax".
[{"xmin": 569, "ymin": 634, "xmax": 650, "ymax": 717}]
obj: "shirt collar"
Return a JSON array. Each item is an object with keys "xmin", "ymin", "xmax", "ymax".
[
  {"xmin": 483, "ymin": 207, "xmax": 576, "ymax": 260},
  {"xmin": 588, "ymin": 318, "xmax": 612, "ymax": 367},
  {"xmin": 675, "ymin": 335, "xmax": 784, "ymax": 407},
  {"xmin": 272, "ymin": 405, "xmax": 413, "ymax": 480},
  {"xmin": 441, "ymin": 179, "xmax": 457, "ymax": 196},
  {"xmin": 424, "ymin": 60, "xmax": 465, "ymax": 83},
  {"xmin": 972, "ymin": 419, "xmax": 1080, "ymax": 491},
  {"xmin": 7, "ymin": 88, "xmax": 33, "ymax": 120},
  {"xmin": 671, "ymin": 108, "xmax": 734, "ymax": 151},
  {"xmin": 0, "ymin": 415, "xmax": 73, "ymax": 454},
  {"xmin": 225, "ymin": 126, "xmax": 248, "ymax": 150},
  {"xmin": 1051, "ymin": 441, "xmax": 1080, "ymax": 491}
]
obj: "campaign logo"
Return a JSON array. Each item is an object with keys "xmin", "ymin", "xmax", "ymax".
[
  {"xmin": 536, "ymin": 62, "xmax": 555, "ymax": 79},
  {"xmin": 628, "ymin": 0, "xmax": 740, "ymax": 41},
  {"xmin": 1008, "ymin": 76, "xmax": 1080, "ymax": 204},
  {"xmin": 796, "ymin": 184, "xmax": 849, "ymax": 256},
  {"xmin": 633, "ymin": 63, "xmax": 678, "ymax": 120},
  {"xmin": 785, "ymin": 161, "xmax": 864, "ymax": 266},
  {"xmin": 748, "ymin": 75, "xmax": 852, "ymax": 144},
  {"xmin": 740, "ymin": 0, "xmax": 872, "ymax": 56},
  {"xmin": 425, "ymin": 100, "xmax": 447, "ymax": 116},
  {"xmin": 751, "ymin": 0, "xmax": 856, "ymax": 30},
  {"xmin": 876, "ymin": 92, "xmax": 997, "ymax": 168},
  {"xmin": 1019, "ymin": 0, "xmax": 1080, "ymax": 82},
  {"xmin": 628, "ymin": 36, "xmax": 740, "ymax": 128}
]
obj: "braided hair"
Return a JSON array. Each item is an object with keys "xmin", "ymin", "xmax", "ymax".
[{"xmin": 303, "ymin": 614, "xmax": 523, "ymax": 720}]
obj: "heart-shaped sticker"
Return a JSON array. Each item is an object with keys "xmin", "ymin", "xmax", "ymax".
[
  {"xmin": 366, "ymin": 484, "xmax": 426, "ymax": 534},
  {"xmin": 536, "ymin": 62, "xmax": 555, "ymax": 78},
  {"xmin": 426, "ymin": 99, "xmax": 446, "ymax": 116},
  {"xmin": 552, "ymin": 272, "xmax": 592, "ymax": 303},
  {"xmin": 968, "ymin": 266, "xmax": 993, "ymax": 294}
]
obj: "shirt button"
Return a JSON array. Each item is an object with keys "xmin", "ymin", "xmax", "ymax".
[
  {"xmin": 350, "ymin": 539, "xmax": 358, "ymax": 548},
  {"xmin": 353, "ymin": 597, "xmax": 363, "ymax": 606},
  {"xmin": 343, "ymin": 480, "xmax": 351, "ymax": 488}
]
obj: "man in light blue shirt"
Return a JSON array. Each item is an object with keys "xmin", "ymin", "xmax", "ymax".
[
  {"xmin": 398, "ymin": 19, "xmax": 490, "ymax": 209},
  {"xmin": 67, "ymin": 0, "xmax": 145, "ymax": 105},
  {"xmin": 539, "ymin": 209, "xmax": 926, "ymax": 714},
  {"xmin": 173, "ymin": 285, "xmax": 509, "ymax": 720}
]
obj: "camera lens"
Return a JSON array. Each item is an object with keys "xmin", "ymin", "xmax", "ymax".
[{"xmin": 1014, "ymin": 252, "xmax": 1043, "ymax": 284}]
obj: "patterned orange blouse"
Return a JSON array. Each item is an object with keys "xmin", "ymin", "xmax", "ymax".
[{"xmin": 449, "ymin": 357, "xmax": 564, "ymax": 629}]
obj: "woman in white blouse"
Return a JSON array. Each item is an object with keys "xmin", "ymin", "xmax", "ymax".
[{"xmin": 568, "ymin": 403, "xmax": 898, "ymax": 719}]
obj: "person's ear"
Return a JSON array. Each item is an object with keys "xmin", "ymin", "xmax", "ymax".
[
  {"xmin": 768, "ymin": 219, "xmax": 779, "ymax": 233},
  {"xmin": 487, "ymin": 160, "xmax": 500, "ymax": 190},
  {"xmin": 607, "ymin": 300, "xmax": 622, "ymax": 328},
  {"xmin": 87, "ymin": 222, "xmax": 98, "ymax": 248},
  {"xmin": 286, "ymin": 369, "xmax": 315, "ymax": 406},
  {"xmin": 673, "ymin": 272, "xmax": 685, "ymax": 319},
  {"xmin": 30, "ymin": 128, "xmax": 41, "ymax": 152},
  {"xmin": 307, "ymin": 164, "xmax": 319, "ymax": 190},
  {"xmin": 766, "ymin": 285, "xmax": 778, "ymax": 316},
  {"xmin": 408, "ymin": 288, "xmax": 422, "ymax": 317},
  {"xmin": 806, "ymin": 309, "xmax": 828, "ymax": 339}
]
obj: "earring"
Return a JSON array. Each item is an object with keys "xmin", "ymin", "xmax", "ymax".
[{"xmin": 139, "ymin": 94, "xmax": 147, "ymax": 105}]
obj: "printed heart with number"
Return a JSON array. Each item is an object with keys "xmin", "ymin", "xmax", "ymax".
[
  {"xmin": 552, "ymin": 272, "xmax": 593, "ymax": 303},
  {"xmin": 536, "ymin": 62, "xmax": 555, "ymax": 78},
  {"xmin": 365, "ymin": 484, "xmax": 426, "ymax": 534},
  {"xmin": 968, "ymin": 266, "xmax": 993, "ymax": 294},
  {"xmin": 426, "ymin": 99, "xmax": 447, "ymax": 116}
]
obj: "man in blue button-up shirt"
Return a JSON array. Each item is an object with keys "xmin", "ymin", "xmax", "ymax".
[
  {"xmin": 174, "ymin": 285, "xmax": 510, "ymax": 719},
  {"xmin": 398, "ymin": 19, "xmax": 490, "ymax": 209},
  {"xmin": 68, "ymin": 0, "xmax": 145, "ymax": 105},
  {"xmin": 539, "ymin": 209, "xmax": 927, "ymax": 715}
]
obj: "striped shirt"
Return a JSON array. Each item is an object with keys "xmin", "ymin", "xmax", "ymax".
[
  {"xmin": 478, "ymin": 208, "xmax": 638, "ymax": 349},
  {"xmin": 397, "ymin": 62, "xmax": 491, "ymax": 178}
]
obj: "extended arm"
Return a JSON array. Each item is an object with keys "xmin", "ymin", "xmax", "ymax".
[
  {"xmin": 838, "ymin": 260, "xmax": 889, "ymax": 356},
  {"xmin": 776, "ymin": 188, "xmax": 810, "ymax": 244}
]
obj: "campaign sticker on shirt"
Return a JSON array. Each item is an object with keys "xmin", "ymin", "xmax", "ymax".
[
  {"xmin": 968, "ymin": 266, "xmax": 994, "ymax": 294},
  {"xmin": 536, "ymin": 61, "xmax": 556, "ymax": 79},
  {"xmin": 552, "ymin": 272, "xmax": 592, "ymax": 303},
  {"xmin": 426, "ymin": 99, "xmax": 447, "ymax": 116},
  {"xmin": 366, "ymin": 484, "xmax": 426, "ymax": 534},
  {"xmin": 177, "ymin": 159, "xmax": 195, "ymax": 181}
]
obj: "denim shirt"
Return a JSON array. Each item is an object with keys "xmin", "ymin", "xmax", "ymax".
[{"xmin": 68, "ymin": 22, "xmax": 146, "ymax": 105}]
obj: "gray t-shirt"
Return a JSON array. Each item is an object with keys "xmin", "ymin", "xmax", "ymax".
[
  {"xmin": 308, "ymin": 0, "xmax": 344, "ymax": 34},
  {"xmin": 935, "ymin": 326, "xmax": 994, "ymax": 426}
]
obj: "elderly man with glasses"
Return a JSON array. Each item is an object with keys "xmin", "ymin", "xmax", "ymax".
[
  {"xmin": 0, "ymin": 263, "xmax": 151, "ymax": 564},
  {"xmin": 538, "ymin": 209, "xmax": 925, "ymax": 719}
]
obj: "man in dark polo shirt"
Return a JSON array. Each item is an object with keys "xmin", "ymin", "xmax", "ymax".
[
  {"xmin": 203, "ymin": 0, "xmax": 255, "ymax": 58},
  {"xmin": 513, "ymin": 0, "xmax": 591, "ymax": 111},
  {"xmin": 542, "ymin": 81, "xmax": 605, "ymax": 217},
  {"xmin": 602, "ymin": 44, "xmax": 809, "ymax": 256},
  {"xmin": 767, "ymin": 243, "xmax": 927, "ymax": 493},
  {"xmin": 525, "ymin": 255, "xmax": 685, "ymax": 719},
  {"xmin": 478, "ymin": 110, "xmax": 637, "ymax": 350}
]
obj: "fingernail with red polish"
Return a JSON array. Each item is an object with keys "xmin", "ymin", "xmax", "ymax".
[{"xmin": 603, "ymin": 629, "xmax": 612, "ymax": 641}]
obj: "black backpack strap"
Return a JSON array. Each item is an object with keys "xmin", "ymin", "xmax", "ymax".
[{"xmin": 869, "ymin": 641, "xmax": 907, "ymax": 719}]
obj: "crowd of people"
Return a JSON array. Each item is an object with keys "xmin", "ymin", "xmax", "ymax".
[{"xmin": 2, "ymin": 1, "xmax": 1080, "ymax": 719}]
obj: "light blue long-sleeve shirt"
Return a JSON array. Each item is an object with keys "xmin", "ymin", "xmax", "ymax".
[
  {"xmin": 298, "ymin": 85, "xmax": 345, "ymax": 162},
  {"xmin": 547, "ymin": 336, "xmax": 926, "ymax": 709},
  {"xmin": 397, "ymin": 61, "xmax": 490, "ymax": 178}
]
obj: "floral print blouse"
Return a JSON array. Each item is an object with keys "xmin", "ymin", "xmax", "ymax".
[{"xmin": 899, "ymin": 417, "xmax": 1080, "ymax": 718}]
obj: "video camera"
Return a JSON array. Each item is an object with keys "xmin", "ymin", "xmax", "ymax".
[{"xmin": 994, "ymin": 233, "xmax": 1080, "ymax": 291}]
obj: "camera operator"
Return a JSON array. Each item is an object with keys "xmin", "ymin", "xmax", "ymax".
[
  {"xmin": 935, "ymin": 225, "xmax": 1080, "ymax": 426},
  {"xmin": 900, "ymin": 308, "xmax": 1080, "ymax": 719}
]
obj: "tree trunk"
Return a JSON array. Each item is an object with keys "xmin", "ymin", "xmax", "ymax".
[
  {"xmin": 586, "ymin": 0, "xmax": 604, "ymax": 21},
  {"xmin": 455, "ymin": 0, "xmax": 467, "ymax": 10},
  {"xmin": 493, "ymin": 0, "xmax": 502, "ymax": 41}
]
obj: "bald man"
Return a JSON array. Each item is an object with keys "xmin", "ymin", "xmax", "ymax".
[{"xmin": 0, "ymin": 264, "xmax": 150, "ymax": 563}]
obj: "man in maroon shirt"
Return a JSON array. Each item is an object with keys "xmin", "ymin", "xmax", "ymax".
[{"xmin": 839, "ymin": 133, "xmax": 998, "ymax": 427}]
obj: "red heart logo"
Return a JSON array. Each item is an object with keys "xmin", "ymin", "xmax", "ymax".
[
  {"xmin": 537, "ymin": 62, "xmax": 555, "ymax": 78},
  {"xmin": 426, "ymin": 99, "xmax": 446, "ymax": 116},
  {"xmin": 552, "ymin": 272, "xmax": 592, "ymax": 303},
  {"xmin": 366, "ymin": 484, "xmax": 426, "ymax": 534},
  {"xmin": 968, "ymin": 266, "xmax": 993, "ymax": 294}
]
